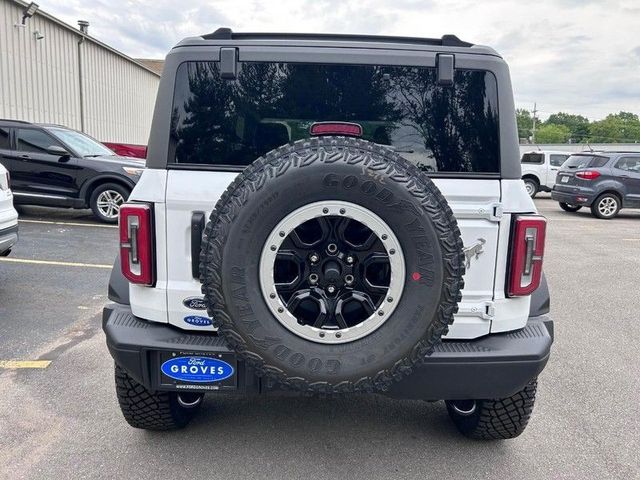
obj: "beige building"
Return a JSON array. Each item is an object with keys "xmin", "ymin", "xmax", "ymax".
[{"xmin": 0, "ymin": 0, "xmax": 161, "ymax": 144}]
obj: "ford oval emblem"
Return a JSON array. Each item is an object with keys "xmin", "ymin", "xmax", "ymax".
[
  {"xmin": 184, "ymin": 315, "xmax": 212, "ymax": 327},
  {"xmin": 183, "ymin": 297, "xmax": 208, "ymax": 310},
  {"xmin": 161, "ymin": 356, "xmax": 234, "ymax": 383}
]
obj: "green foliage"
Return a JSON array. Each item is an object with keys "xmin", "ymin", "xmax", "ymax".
[
  {"xmin": 535, "ymin": 124, "xmax": 570, "ymax": 143},
  {"xmin": 588, "ymin": 112, "xmax": 640, "ymax": 143},
  {"xmin": 545, "ymin": 112, "xmax": 589, "ymax": 142},
  {"xmin": 516, "ymin": 109, "xmax": 534, "ymax": 140},
  {"xmin": 516, "ymin": 109, "xmax": 640, "ymax": 144}
]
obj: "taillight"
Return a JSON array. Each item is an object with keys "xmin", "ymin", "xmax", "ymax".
[
  {"xmin": 309, "ymin": 122, "xmax": 363, "ymax": 137},
  {"xmin": 119, "ymin": 203, "xmax": 154, "ymax": 285},
  {"xmin": 507, "ymin": 215, "xmax": 546, "ymax": 297},
  {"xmin": 575, "ymin": 170, "xmax": 601, "ymax": 180}
]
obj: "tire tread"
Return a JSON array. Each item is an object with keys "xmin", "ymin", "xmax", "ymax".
[{"xmin": 199, "ymin": 137, "xmax": 465, "ymax": 394}]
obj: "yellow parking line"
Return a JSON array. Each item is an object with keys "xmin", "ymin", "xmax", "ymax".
[
  {"xmin": 0, "ymin": 257, "xmax": 111, "ymax": 269},
  {"xmin": 18, "ymin": 219, "xmax": 117, "ymax": 229},
  {"xmin": 0, "ymin": 360, "xmax": 51, "ymax": 369}
]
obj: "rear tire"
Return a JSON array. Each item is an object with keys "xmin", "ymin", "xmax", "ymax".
[
  {"xmin": 114, "ymin": 364, "xmax": 203, "ymax": 430},
  {"xmin": 559, "ymin": 202, "xmax": 581, "ymax": 212},
  {"xmin": 445, "ymin": 380, "xmax": 537, "ymax": 440},
  {"xmin": 523, "ymin": 178, "xmax": 539, "ymax": 198},
  {"xmin": 590, "ymin": 193, "xmax": 620, "ymax": 219},
  {"xmin": 89, "ymin": 183, "xmax": 130, "ymax": 224}
]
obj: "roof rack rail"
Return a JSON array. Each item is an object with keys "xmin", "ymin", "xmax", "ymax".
[
  {"xmin": 201, "ymin": 28, "xmax": 473, "ymax": 48},
  {"xmin": 0, "ymin": 119, "xmax": 32, "ymax": 124}
]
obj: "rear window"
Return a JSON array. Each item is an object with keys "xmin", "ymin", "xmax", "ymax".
[
  {"xmin": 169, "ymin": 62, "xmax": 500, "ymax": 174},
  {"xmin": 521, "ymin": 153, "xmax": 543, "ymax": 164},
  {"xmin": 563, "ymin": 155, "xmax": 609, "ymax": 169}
]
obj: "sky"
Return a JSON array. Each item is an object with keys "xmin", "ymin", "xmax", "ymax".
[{"xmin": 41, "ymin": 0, "xmax": 640, "ymax": 121}]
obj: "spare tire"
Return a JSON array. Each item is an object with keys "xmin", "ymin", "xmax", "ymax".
[{"xmin": 200, "ymin": 136, "xmax": 464, "ymax": 394}]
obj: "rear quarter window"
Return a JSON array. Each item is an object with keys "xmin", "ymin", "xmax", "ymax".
[
  {"xmin": 564, "ymin": 155, "xmax": 609, "ymax": 169},
  {"xmin": 0, "ymin": 128, "xmax": 10, "ymax": 149},
  {"xmin": 521, "ymin": 153, "xmax": 544, "ymax": 164},
  {"xmin": 169, "ymin": 61, "xmax": 500, "ymax": 174}
]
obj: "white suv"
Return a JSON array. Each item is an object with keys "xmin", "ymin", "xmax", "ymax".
[
  {"xmin": 103, "ymin": 29, "xmax": 553, "ymax": 440},
  {"xmin": 521, "ymin": 150, "xmax": 571, "ymax": 197},
  {"xmin": 0, "ymin": 163, "xmax": 18, "ymax": 256}
]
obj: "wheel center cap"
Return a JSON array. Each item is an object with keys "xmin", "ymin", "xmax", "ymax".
[{"xmin": 322, "ymin": 260, "xmax": 342, "ymax": 283}]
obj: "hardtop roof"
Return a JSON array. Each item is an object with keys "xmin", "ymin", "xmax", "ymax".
[{"xmin": 174, "ymin": 27, "xmax": 500, "ymax": 56}]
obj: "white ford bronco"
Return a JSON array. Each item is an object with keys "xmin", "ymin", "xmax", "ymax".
[{"xmin": 103, "ymin": 29, "xmax": 553, "ymax": 440}]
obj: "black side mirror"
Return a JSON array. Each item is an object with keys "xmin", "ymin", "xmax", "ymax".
[{"xmin": 47, "ymin": 145, "xmax": 70, "ymax": 162}]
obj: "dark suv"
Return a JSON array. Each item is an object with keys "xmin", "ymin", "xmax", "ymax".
[
  {"xmin": 551, "ymin": 152, "xmax": 640, "ymax": 219},
  {"xmin": 0, "ymin": 120, "xmax": 145, "ymax": 223}
]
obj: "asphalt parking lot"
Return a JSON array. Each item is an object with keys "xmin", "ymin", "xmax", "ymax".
[{"xmin": 0, "ymin": 199, "xmax": 638, "ymax": 480}]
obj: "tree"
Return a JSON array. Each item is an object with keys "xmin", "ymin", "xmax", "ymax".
[
  {"xmin": 535, "ymin": 124, "xmax": 570, "ymax": 143},
  {"xmin": 588, "ymin": 112, "xmax": 640, "ymax": 143},
  {"xmin": 545, "ymin": 112, "xmax": 589, "ymax": 142},
  {"xmin": 516, "ymin": 109, "xmax": 534, "ymax": 140}
]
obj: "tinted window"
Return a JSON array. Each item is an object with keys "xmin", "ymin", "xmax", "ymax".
[
  {"xmin": 16, "ymin": 129, "xmax": 64, "ymax": 154},
  {"xmin": 550, "ymin": 154, "xmax": 568, "ymax": 167},
  {"xmin": 521, "ymin": 153, "xmax": 544, "ymax": 164},
  {"xmin": 0, "ymin": 128, "xmax": 10, "ymax": 149},
  {"xmin": 614, "ymin": 156, "xmax": 640, "ymax": 172},
  {"xmin": 170, "ymin": 62, "xmax": 500, "ymax": 173},
  {"xmin": 563, "ymin": 155, "xmax": 609, "ymax": 169}
]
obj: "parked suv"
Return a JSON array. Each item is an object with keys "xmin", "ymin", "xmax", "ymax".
[
  {"xmin": 551, "ymin": 152, "xmax": 640, "ymax": 219},
  {"xmin": 0, "ymin": 121, "xmax": 145, "ymax": 223},
  {"xmin": 0, "ymin": 163, "xmax": 18, "ymax": 256},
  {"xmin": 103, "ymin": 29, "xmax": 553, "ymax": 440},
  {"xmin": 521, "ymin": 150, "xmax": 571, "ymax": 197}
]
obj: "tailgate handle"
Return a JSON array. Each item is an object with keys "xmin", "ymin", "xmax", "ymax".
[{"xmin": 191, "ymin": 211, "xmax": 206, "ymax": 279}]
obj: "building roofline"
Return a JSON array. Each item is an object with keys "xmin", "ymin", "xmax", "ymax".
[{"xmin": 11, "ymin": 0, "xmax": 162, "ymax": 77}]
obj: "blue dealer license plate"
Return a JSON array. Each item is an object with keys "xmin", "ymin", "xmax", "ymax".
[{"xmin": 158, "ymin": 352, "xmax": 238, "ymax": 391}]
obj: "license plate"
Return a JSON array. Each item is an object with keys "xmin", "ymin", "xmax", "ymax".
[
  {"xmin": 561, "ymin": 176, "xmax": 570, "ymax": 183},
  {"xmin": 158, "ymin": 351, "xmax": 238, "ymax": 391}
]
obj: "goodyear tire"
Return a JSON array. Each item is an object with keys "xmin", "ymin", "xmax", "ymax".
[
  {"xmin": 446, "ymin": 380, "xmax": 538, "ymax": 440},
  {"xmin": 115, "ymin": 364, "xmax": 203, "ymax": 430},
  {"xmin": 200, "ymin": 137, "xmax": 465, "ymax": 394}
]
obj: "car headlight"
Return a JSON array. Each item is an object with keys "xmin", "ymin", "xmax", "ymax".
[{"xmin": 122, "ymin": 167, "xmax": 144, "ymax": 176}]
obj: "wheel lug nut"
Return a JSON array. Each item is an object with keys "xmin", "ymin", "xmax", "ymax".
[
  {"xmin": 309, "ymin": 253, "xmax": 319, "ymax": 263},
  {"xmin": 327, "ymin": 243, "xmax": 337, "ymax": 254},
  {"xmin": 309, "ymin": 273, "xmax": 319, "ymax": 284},
  {"xmin": 378, "ymin": 310, "xmax": 384, "ymax": 316},
  {"xmin": 346, "ymin": 255, "xmax": 354, "ymax": 264},
  {"xmin": 345, "ymin": 274, "xmax": 354, "ymax": 285},
  {"xmin": 327, "ymin": 285, "xmax": 336, "ymax": 294}
]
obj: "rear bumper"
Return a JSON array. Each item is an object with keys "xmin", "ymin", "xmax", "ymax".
[
  {"xmin": 103, "ymin": 304, "xmax": 553, "ymax": 400},
  {"xmin": 551, "ymin": 189, "xmax": 594, "ymax": 206},
  {"xmin": 0, "ymin": 224, "xmax": 18, "ymax": 254}
]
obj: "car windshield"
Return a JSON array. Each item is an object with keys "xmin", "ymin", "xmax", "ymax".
[
  {"xmin": 47, "ymin": 127, "xmax": 114, "ymax": 157},
  {"xmin": 563, "ymin": 155, "xmax": 609, "ymax": 169}
]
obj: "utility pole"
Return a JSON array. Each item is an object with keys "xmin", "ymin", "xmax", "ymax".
[{"xmin": 531, "ymin": 102, "xmax": 538, "ymax": 144}]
